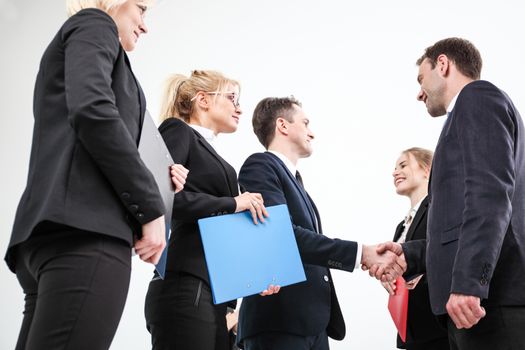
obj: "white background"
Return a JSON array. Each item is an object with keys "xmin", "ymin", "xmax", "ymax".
[{"xmin": 1, "ymin": 0, "xmax": 523, "ymax": 349}]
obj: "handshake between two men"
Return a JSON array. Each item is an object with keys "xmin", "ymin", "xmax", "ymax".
[{"xmin": 360, "ymin": 241, "xmax": 406, "ymax": 282}]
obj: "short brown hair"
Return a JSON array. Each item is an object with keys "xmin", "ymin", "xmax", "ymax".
[
  {"xmin": 416, "ymin": 37, "xmax": 482, "ymax": 80},
  {"xmin": 252, "ymin": 96, "xmax": 302, "ymax": 149}
]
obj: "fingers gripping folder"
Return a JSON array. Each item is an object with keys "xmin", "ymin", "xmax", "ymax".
[{"xmin": 198, "ymin": 204, "xmax": 306, "ymax": 304}]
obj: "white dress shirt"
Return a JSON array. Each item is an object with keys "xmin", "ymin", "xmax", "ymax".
[
  {"xmin": 396, "ymin": 197, "xmax": 425, "ymax": 243},
  {"xmin": 447, "ymin": 92, "xmax": 460, "ymax": 114},
  {"xmin": 189, "ymin": 124, "xmax": 217, "ymax": 149}
]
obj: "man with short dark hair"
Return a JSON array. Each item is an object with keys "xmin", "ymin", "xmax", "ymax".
[
  {"xmin": 236, "ymin": 96, "xmax": 406, "ymax": 350},
  {"xmin": 397, "ymin": 37, "xmax": 525, "ymax": 350}
]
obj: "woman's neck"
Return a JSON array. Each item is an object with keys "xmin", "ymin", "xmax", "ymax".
[
  {"xmin": 408, "ymin": 186, "xmax": 427, "ymax": 208},
  {"xmin": 189, "ymin": 116, "xmax": 218, "ymax": 135}
]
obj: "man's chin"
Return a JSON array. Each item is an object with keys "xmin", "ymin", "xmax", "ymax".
[
  {"xmin": 427, "ymin": 107, "xmax": 447, "ymax": 118},
  {"xmin": 301, "ymin": 149, "xmax": 313, "ymax": 158}
]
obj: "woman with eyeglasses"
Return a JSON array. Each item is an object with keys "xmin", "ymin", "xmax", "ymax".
[
  {"xmin": 144, "ymin": 70, "xmax": 279, "ymax": 350},
  {"xmin": 385, "ymin": 147, "xmax": 449, "ymax": 350},
  {"xmin": 4, "ymin": 1, "xmax": 187, "ymax": 349}
]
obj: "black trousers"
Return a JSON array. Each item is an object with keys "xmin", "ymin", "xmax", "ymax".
[
  {"xmin": 404, "ymin": 337, "xmax": 450, "ymax": 350},
  {"xmin": 447, "ymin": 306, "xmax": 525, "ymax": 350},
  {"xmin": 14, "ymin": 228, "xmax": 131, "ymax": 350},
  {"xmin": 145, "ymin": 273, "xmax": 229, "ymax": 350},
  {"xmin": 243, "ymin": 330, "xmax": 329, "ymax": 350}
]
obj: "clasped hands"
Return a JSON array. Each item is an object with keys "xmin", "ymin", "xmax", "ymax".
[
  {"xmin": 365, "ymin": 242, "xmax": 485, "ymax": 329},
  {"xmin": 361, "ymin": 241, "xmax": 406, "ymax": 282}
]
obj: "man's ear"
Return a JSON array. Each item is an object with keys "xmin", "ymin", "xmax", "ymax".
[
  {"xmin": 436, "ymin": 54, "xmax": 450, "ymax": 77},
  {"xmin": 275, "ymin": 117, "xmax": 289, "ymax": 135}
]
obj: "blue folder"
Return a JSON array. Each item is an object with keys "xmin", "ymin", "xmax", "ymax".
[
  {"xmin": 198, "ymin": 204, "xmax": 306, "ymax": 304},
  {"xmin": 138, "ymin": 111, "xmax": 174, "ymax": 278}
]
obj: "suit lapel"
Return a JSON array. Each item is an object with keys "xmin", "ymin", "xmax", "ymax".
[
  {"xmin": 265, "ymin": 152, "xmax": 319, "ymax": 232},
  {"xmin": 393, "ymin": 221, "xmax": 405, "ymax": 242},
  {"xmin": 405, "ymin": 197, "xmax": 428, "ymax": 242},
  {"xmin": 137, "ymin": 81, "xmax": 146, "ymax": 128},
  {"xmin": 123, "ymin": 52, "xmax": 146, "ymax": 130},
  {"xmin": 195, "ymin": 132, "xmax": 238, "ymax": 196},
  {"xmin": 430, "ymin": 112, "xmax": 454, "ymax": 200}
]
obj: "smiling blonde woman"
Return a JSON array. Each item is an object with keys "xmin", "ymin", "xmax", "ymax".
[{"xmin": 386, "ymin": 147, "xmax": 449, "ymax": 350}]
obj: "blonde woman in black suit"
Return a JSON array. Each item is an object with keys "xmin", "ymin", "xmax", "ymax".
[
  {"xmin": 4, "ymin": 1, "xmax": 189, "ymax": 349},
  {"xmin": 144, "ymin": 70, "xmax": 278, "ymax": 350},
  {"xmin": 386, "ymin": 147, "xmax": 449, "ymax": 350}
]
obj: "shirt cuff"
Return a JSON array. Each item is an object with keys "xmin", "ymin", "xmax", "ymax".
[{"xmin": 355, "ymin": 243, "xmax": 362, "ymax": 269}]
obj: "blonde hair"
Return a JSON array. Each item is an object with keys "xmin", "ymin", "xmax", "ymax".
[
  {"xmin": 159, "ymin": 70, "xmax": 240, "ymax": 122},
  {"xmin": 402, "ymin": 147, "xmax": 433, "ymax": 172},
  {"xmin": 66, "ymin": 0, "xmax": 155, "ymax": 17}
]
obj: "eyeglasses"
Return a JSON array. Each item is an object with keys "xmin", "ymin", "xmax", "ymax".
[{"xmin": 191, "ymin": 91, "xmax": 240, "ymax": 109}]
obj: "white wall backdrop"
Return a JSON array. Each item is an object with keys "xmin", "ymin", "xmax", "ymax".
[{"xmin": 1, "ymin": 0, "xmax": 523, "ymax": 349}]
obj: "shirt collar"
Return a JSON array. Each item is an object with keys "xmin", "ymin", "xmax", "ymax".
[
  {"xmin": 268, "ymin": 150, "xmax": 297, "ymax": 176},
  {"xmin": 447, "ymin": 92, "xmax": 460, "ymax": 114},
  {"xmin": 406, "ymin": 197, "xmax": 425, "ymax": 222},
  {"xmin": 189, "ymin": 124, "xmax": 217, "ymax": 147}
]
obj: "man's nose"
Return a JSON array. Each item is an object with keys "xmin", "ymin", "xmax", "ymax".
[{"xmin": 417, "ymin": 89, "xmax": 425, "ymax": 101}]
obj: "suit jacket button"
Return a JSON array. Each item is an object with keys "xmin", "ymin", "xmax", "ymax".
[
  {"xmin": 137, "ymin": 212, "xmax": 144, "ymax": 219},
  {"xmin": 323, "ymin": 275, "xmax": 329, "ymax": 282},
  {"xmin": 480, "ymin": 278, "xmax": 488, "ymax": 285},
  {"xmin": 130, "ymin": 204, "xmax": 139, "ymax": 212},
  {"xmin": 122, "ymin": 192, "xmax": 130, "ymax": 200}
]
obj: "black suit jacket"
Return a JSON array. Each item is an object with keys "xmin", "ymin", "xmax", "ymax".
[
  {"xmin": 5, "ymin": 9, "xmax": 164, "ymax": 271},
  {"xmin": 404, "ymin": 80, "xmax": 525, "ymax": 315},
  {"xmin": 392, "ymin": 197, "xmax": 447, "ymax": 348},
  {"xmin": 158, "ymin": 118, "xmax": 238, "ymax": 283},
  {"xmin": 237, "ymin": 152, "xmax": 358, "ymax": 344}
]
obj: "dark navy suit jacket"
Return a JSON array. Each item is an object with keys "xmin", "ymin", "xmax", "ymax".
[
  {"xmin": 237, "ymin": 152, "xmax": 358, "ymax": 344},
  {"xmin": 404, "ymin": 80, "xmax": 525, "ymax": 315}
]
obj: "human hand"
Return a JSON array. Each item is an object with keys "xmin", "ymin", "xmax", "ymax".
[
  {"xmin": 376, "ymin": 241, "xmax": 403, "ymax": 255},
  {"xmin": 361, "ymin": 243, "xmax": 406, "ymax": 281},
  {"xmin": 446, "ymin": 293, "xmax": 486, "ymax": 329},
  {"xmin": 374, "ymin": 241, "xmax": 408, "ymax": 282},
  {"xmin": 134, "ymin": 215, "xmax": 166, "ymax": 265},
  {"xmin": 170, "ymin": 164, "xmax": 189, "ymax": 193},
  {"xmin": 260, "ymin": 284, "xmax": 280, "ymax": 296},
  {"xmin": 235, "ymin": 192, "xmax": 269, "ymax": 224},
  {"xmin": 405, "ymin": 274, "xmax": 423, "ymax": 290},
  {"xmin": 226, "ymin": 310, "xmax": 239, "ymax": 332},
  {"xmin": 381, "ymin": 280, "xmax": 397, "ymax": 295}
]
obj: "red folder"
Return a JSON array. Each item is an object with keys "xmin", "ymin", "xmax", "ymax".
[{"xmin": 388, "ymin": 276, "xmax": 408, "ymax": 342}]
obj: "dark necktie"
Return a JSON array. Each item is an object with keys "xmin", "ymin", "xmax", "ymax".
[
  {"xmin": 295, "ymin": 170, "xmax": 320, "ymax": 232},
  {"xmin": 295, "ymin": 171, "xmax": 304, "ymax": 187}
]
